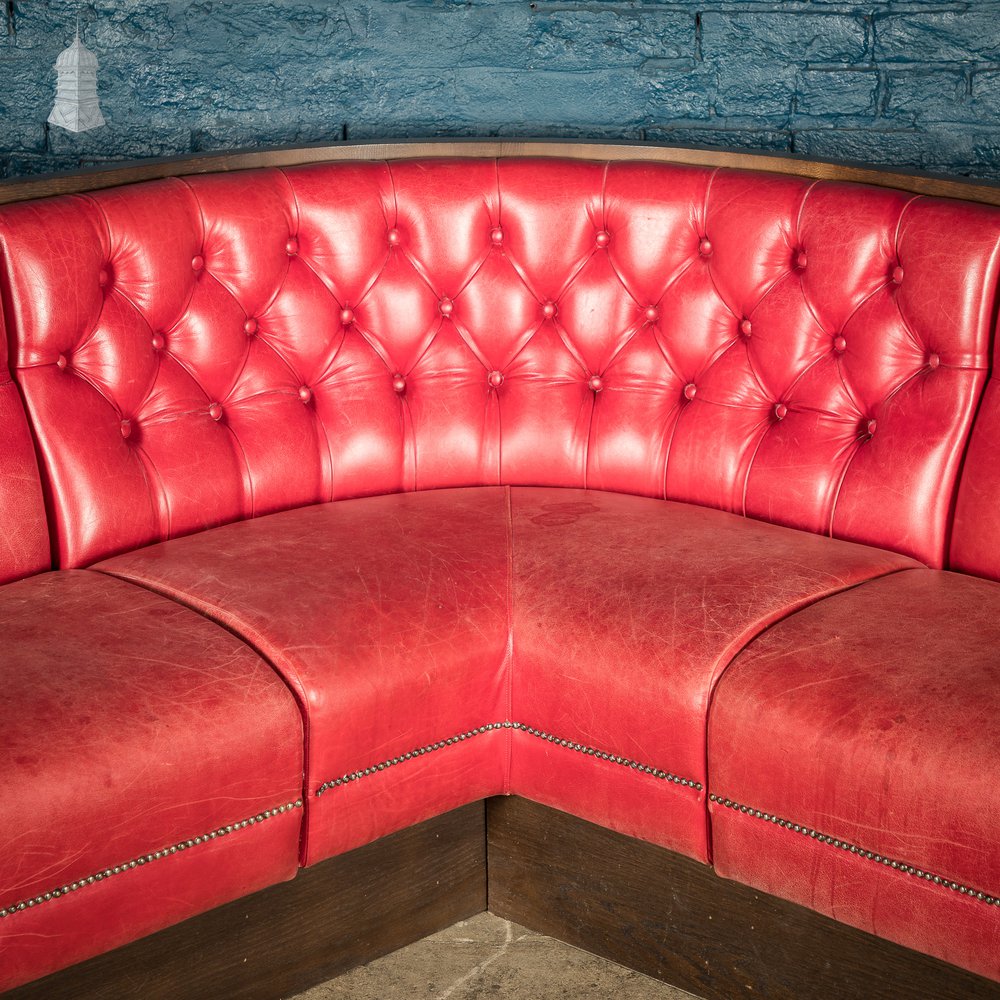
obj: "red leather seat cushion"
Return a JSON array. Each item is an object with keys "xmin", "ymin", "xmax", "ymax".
[
  {"xmin": 98, "ymin": 485, "xmax": 916, "ymax": 867},
  {"xmin": 508, "ymin": 487, "xmax": 916, "ymax": 861},
  {"xmin": 709, "ymin": 568, "xmax": 1000, "ymax": 980},
  {"xmin": 97, "ymin": 487, "xmax": 512, "ymax": 865},
  {"xmin": 0, "ymin": 571, "xmax": 303, "ymax": 992}
]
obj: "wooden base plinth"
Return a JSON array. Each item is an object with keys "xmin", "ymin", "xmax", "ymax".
[{"xmin": 487, "ymin": 797, "xmax": 1000, "ymax": 1000}]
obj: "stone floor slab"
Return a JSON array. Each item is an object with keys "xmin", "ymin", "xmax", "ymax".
[{"xmin": 295, "ymin": 911, "xmax": 693, "ymax": 999}]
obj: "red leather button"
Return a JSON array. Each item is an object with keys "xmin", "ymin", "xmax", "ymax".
[
  {"xmin": 866, "ymin": 418, "xmax": 878, "ymax": 437},
  {"xmin": 645, "ymin": 305, "xmax": 660, "ymax": 322},
  {"xmin": 392, "ymin": 374, "xmax": 406, "ymax": 394},
  {"xmin": 298, "ymin": 386, "xmax": 312, "ymax": 403},
  {"xmin": 119, "ymin": 419, "xmax": 132, "ymax": 439},
  {"xmin": 740, "ymin": 318, "xmax": 752, "ymax": 337},
  {"xmin": 340, "ymin": 308, "xmax": 354, "ymax": 326},
  {"xmin": 795, "ymin": 250, "xmax": 808, "ymax": 270},
  {"xmin": 192, "ymin": 255, "xmax": 205, "ymax": 272},
  {"xmin": 387, "ymin": 228, "xmax": 401, "ymax": 246},
  {"xmin": 56, "ymin": 353, "xmax": 68, "ymax": 370},
  {"xmin": 439, "ymin": 297, "xmax": 454, "ymax": 316},
  {"xmin": 834, "ymin": 335, "xmax": 847, "ymax": 353},
  {"xmin": 774, "ymin": 402, "xmax": 788, "ymax": 420},
  {"xmin": 151, "ymin": 333, "xmax": 165, "ymax": 351},
  {"xmin": 208, "ymin": 403, "xmax": 223, "ymax": 421},
  {"xmin": 589, "ymin": 375, "xmax": 604, "ymax": 392},
  {"xmin": 488, "ymin": 370, "xmax": 504, "ymax": 388},
  {"xmin": 699, "ymin": 238, "xmax": 713, "ymax": 257},
  {"xmin": 928, "ymin": 353, "xmax": 941, "ymax": 370},
  {"xmin": 684, "ymin": 383, "xmax": 697, "ymax": 401},
  {"xmin": 490, "ymin": 227, "xmax": 504, "ymax": 245},
  {"xmin": 892, "ymin": 265, "xmax": 904, "ymax": 284},
  {"xmin": 542, "ymin": 301, "xmax": 557, "ymax": 319},
  {"xmin": 244, "ymin": 318, "xmax": 258, "ymax": 336},
  {"xmin": 595, "ymin": 230, "xmax": 611, "ymax": 248},
  {"xmin": 285, "ymin": 237, "xmax": 299, "ymax": 256},
  {"xmin": 98, "ymin": 268, "xmax": 111, "ymax": 288}
]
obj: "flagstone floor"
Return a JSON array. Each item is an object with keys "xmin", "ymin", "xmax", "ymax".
[{"xmin": 295, "ymin": 911, "xmax": 694, "ymax": 1000}]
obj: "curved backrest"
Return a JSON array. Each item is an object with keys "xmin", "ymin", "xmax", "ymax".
[
  {"xmin": 0, "ymin": 305, "xmax": 50, "ymax": 582},
  {"xmin": 1, "ymin": 157, "xmax": 999, "ymax": 567}
]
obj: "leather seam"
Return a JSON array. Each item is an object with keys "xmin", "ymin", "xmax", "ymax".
[
  {"xmin": 0, "ymin": 799, "xmax": 303, "ymax": 920},
  {"xmin": 709, "ymin": 793, "xmax": 1000, "ymax": 908},
  {"xmin": 313, "ymin": 720, "xmax": 703, "ymax": 797},
  {"xmin": 503, "ymin": 486, "xmax": 515, "ymax": 794},
  {"xmin": 702, "ymin": 563, "xmax": 922, "ymax": 864}
]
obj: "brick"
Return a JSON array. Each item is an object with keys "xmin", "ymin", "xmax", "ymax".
[
  {"xmin": 973, "ymin": 71, "xmax": 1000, "ymax": 126},
  {"xmin": 793, "ymin": 127, "xmax": 929, "ymax": 169},
  {"xmin": 176, "ymin": 2, "xmax": 354, "ymax": 59},
  {"xmin": 884, "ymin": 70, "xmax": 971, "ymax": 125},
  {"xmin": 0, "ymin": 61, "xmax": 51, "ymax": 152},
  {"xmin": 192, "ymin": 120, "xmax": 343, "ymax": 153},
  {"xmin": 701, "ymin": 12, "xmax": 867, "ymax": 65},
  {"xmin": 645, "ymin": 125, "xmax": 790, "ymax": 152},
  {"xmin": 1, "ymin": 153, "xmax": 86, "ymax": 178},
  {"xmin": 794, "ymin": 125, "xmax": 1000, "ymax": 182},
  {"xmin": 530, "ymin": 10, "xmax": 695, "ymax": 69},
  {"xmin": 46, "ymin": 123, "xmax": 191, "ymax": 159},
  {"xmin": 798, "ymin": 69, "xmax": 878, "ymax": 117},
  {"xmin": 448, "ymin": 67, "xmax": 661, "ymax": 126},
  {"xmin": 875, "ymin": 11, "xmax": 1000, "ymax": 64},
  {"xmin": 645, "ymin": 69, "xmax": 716, "ymax": 120},
  {"xmin": 715, "ymin": 59, "xmax": 796, "ymax": 117}
]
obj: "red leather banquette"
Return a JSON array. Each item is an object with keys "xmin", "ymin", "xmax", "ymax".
[{"xmin": 1, "ymin": 142, "xmax": 999, "ymax": 994}]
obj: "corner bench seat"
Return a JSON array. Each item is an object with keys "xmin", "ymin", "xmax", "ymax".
[
  {"xmin": 0, "ymin": 571, "xmax": 303, "ymax": 990},
  {"xmin": 94, "ymin": 485, "xmax": 914, "ymax": 867},
  {"xmin": 3, "ymin": 147, "xmax": 1000, "ymax": 996}
]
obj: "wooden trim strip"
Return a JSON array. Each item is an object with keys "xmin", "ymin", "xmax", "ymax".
[{"xmin": 2, "ymin": 139, "xmax": 999, "ymax": 207}]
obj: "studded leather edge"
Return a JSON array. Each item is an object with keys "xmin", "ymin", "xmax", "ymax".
[
  {"xmin": 314, "ymin": 720, "xmax": 703, "ymax": 796},
  {"xmin": 0, "ymin": 798, "xmax": 303, "ymax": 920},
  {"xmin": 709, "ymin": 794, "xmax": 1000, "ymax": 908}
]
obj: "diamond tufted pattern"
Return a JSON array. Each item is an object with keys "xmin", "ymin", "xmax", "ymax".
[{"xmin": 2, "ymin": 160, "xmax": 1000, "ymax": 568}]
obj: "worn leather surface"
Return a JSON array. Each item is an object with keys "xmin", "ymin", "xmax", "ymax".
[
  {"xmin": 0, "ymin": 571, "xmax": 303, "ymax": 991},
  {"xmin": 2, "ymin": 161, "xmax": 998, "ymax": 569},
  {"xmin": 99, "ymin": 484, "xmax": 916, "ymax": 870},
  {"xmin": 98, "ymin": 487, "xmax": 512, "ymax": 865},
  {"xmin": 709, "ymin": 568, "xmax": 1000, "ymax": 980},
  {"xmin": 508, "ymin": 487, "xmax": 917, "ymax": 861}
]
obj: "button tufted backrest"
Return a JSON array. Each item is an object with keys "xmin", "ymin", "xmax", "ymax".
[
  {"xmin": 0, "ymin": 301, "xmax": 50, "ymax": 582},
  {"xmin": 1, "ymin": 158, "xmax": 999, "ymax": 568}
]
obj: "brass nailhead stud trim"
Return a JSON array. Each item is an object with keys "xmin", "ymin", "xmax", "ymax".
[
  {"xmin": 708, "ymin": 794, "xmax": 999, "ymax": 908},
  {"xmin": 0, "ymin": 799, "xmax": 303, "ymax": 919},
  {"xmin": 314, "ymin": 721, "xmax": 703, "ymax": 796}
]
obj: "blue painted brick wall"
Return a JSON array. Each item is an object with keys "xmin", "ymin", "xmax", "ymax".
[{"xmin": 1, "ymin": 1, "xmax": 999, "ymax": 181}]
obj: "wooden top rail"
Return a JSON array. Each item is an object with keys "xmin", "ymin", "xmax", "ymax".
[{"xmin": 2, "ymin": 138, "xmax": 999, "ymax": 207}]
